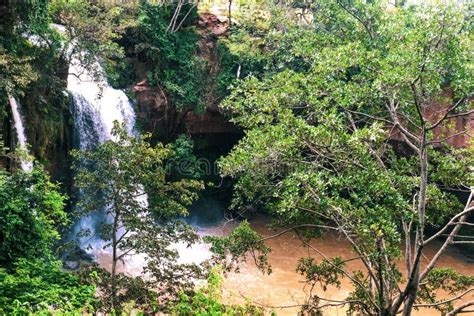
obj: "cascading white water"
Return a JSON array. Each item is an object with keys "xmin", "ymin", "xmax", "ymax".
[
  {"xmin": 68, "ymin": 58, "xmax": 136, "ymax": 148},
  {"xmin": 67, "ymin": 51, "xmax": 218, "ymax": 274},
  {"xmin": 68, "ymin": 55, "xmax": 138, "ymax": 256},
  {"xmin": 8, "ymin": 96, "xmax": 33, "ymax": 171}
]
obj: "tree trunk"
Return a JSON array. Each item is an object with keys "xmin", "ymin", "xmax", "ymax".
[
  {"xmin": 111, "ymin": 212, "xmax": 119, "ymax": 312},
  {"xmin": 402, "ymin": 264, "xmax": 419, "ymax": 316},
  {"xmin": 417, "ymin": 142, "xmax": 428, "ymax": 229},
  {"xmin": 228, "ymin": 0, "xmax": 232, "ymax": 27},
  {"xmin": 403, "ymin": 131, "xmax": 428, "ymax": 315}
]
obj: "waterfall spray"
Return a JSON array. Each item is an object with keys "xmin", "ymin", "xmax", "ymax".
[
  {"xmin": 8, "ymin": 95, "xmax": 33, "ymax": 171},
  {"xmin": 68, "ymin": 57, "xmax": 136, "ymax": 148},
  {"xmin": 66, "ymin": 50, "xmax": 151, "ymax": 272},
  {"xmin": 66, "ymin": 45, "xmax": 220, "ymax": 274}
]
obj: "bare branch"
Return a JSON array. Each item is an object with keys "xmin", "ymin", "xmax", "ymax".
[
  {"xmin": 446, "ymin": 109, "xmax": 474, "ymax": 119},
  {"xmin": 167, "ymin": 0, "xmax": 184, "ymax": 33},
  {"xmin": 384, "ymin": 100, "xmax": 421, "ymax": 153},
  {"xmin": 260, "ymin": 224, "xmax": 339, "ymax": 242},
  {"xmin": 427, "ymin": 97, "xmax": 469, "ymax": 130},
  {"xmin": 447, "ymin": 300, "xmax": 474, "ymax": 316},
  {"xmin": 424, "ymin": 201, "xmax": 474, "ymax": 244},
  {"xmin": 454, "ymin": 221, "xmax": 474, "ymax": 227},
  {"xmin": 441, "ymin": 234, "xmax": 474, "ymax": 239},
  {"xmin": 173, "ymin": 3, "xmax": 197, "ymax": 32},
  {"xmin": 335, "ymin": 0, "xmax": 374, "ymax": 40},
  {"xmin": 410, "ymin": 83, "xmax": 426, "ymax": 128},
  {"xmin": 116, "ymin": 248, "xmax": 136, "ymax": 261},
  {"xmin": 414, "ymin": 288, "xmax": 474, "ymax": 308},
  {"xmin": 421, "ymin": 190, "xmax": 474, "ymax": 280},
  {"xmin": 347, "ymin": 110, "xmax": 393, "ymax": 125},
  {"xmin": 427, "ymin": 131, "xmax": 471, "ymax": 146}
]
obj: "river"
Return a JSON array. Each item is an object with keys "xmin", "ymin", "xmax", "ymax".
[
  {"xmin": 220, "ymin": 215, "xmax": 474, "ymax": 315},
  {"xmin": 95, "ymin": 206, "xmax": 473, "ymax": 315}
]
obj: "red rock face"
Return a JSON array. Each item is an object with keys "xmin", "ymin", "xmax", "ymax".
[
  {"xmin": 133, "ymin": 13, "xmax": 472, "ymax": 147},
  {"xmin": 132, "ymin": 13, "xmax": 240, "ymax": 139},
  {"xmin": 132, "ymin": 80, "xmax": 168, "ymax": 137},
  {"xmin": 199, "ymin": 12, "xmax": 228, "ymax": 36},
  {"xmin": 133, "ymin": 75, "xmax": 240, "ymax": 137},
  {"xmin": 424, "ymin": 90, "xmax": 473, "ymax": 148},
  {"xmin": 389, "ymin": 90, "xmax": 472, "ymax": 149},
  {"xmin": 431, "ymin": 112, "xmax": 472, "ymax": 148}
]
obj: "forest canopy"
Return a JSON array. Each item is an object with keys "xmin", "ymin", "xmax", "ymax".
[{"xmin": 0, "ymin": 0, "xmax": 473, "ymax": 315}]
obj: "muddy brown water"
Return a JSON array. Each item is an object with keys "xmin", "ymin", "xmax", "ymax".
[
  {"xmin": 97, "ymin": 214, "xmax": 473, "ymax": 315},
  {"xmin": 218, "ymin": 215, "xmax": 474, "ymax": 315}
]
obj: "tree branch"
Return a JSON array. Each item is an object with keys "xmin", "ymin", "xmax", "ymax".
[
  {"xmin": 421, "ymin": 189, "xmax": 474, "ymax": 280},
  {"xmin": 335, "ymin": 0, "xmax": 374, "ymax": 40},
  {"xmin": 414, "ymin": 288, "xmax": 474, "ymax": 308},
  {"xmin": 447, "ymin": 300, "xmax": 474, "ymax": 316},
  {"xmin": 260, "ymin": 224, "xmax": 339, "ymax": 242},
  {"xmin": 427, "ymin": 97, "xmax": 468, "ymax": 131},
  {"xmin": 424, "ymin": 191, "xmax": 474, "ymax": 245},
  {"xmin": 427, "ymin": 131, "xmax": 471, "ymax": 146}
]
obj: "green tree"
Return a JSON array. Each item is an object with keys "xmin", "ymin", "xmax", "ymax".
[
  {"xmin": 136, "ymin": 2, "xmax": 205, "ymax": 111},
  {"xmin": 214, "ymin": 1, "xmax": 474, "ymax": 315},
  {"xmin": 0, "ymin": 258, "xmax": 96, "ymax": 314},
  {"xmin": 0, "ymin": 0, "xmax": 49, "ymax": 109},
  {"xmin": 0, "ymin": 165, "xmax": 96, "ymax": 314},
  {"xmin": 0, "ymin": 0, "xmax": 60, "ymax": 92},
  {"xmin": 72, "ymin": 122, "xmax": 204, "ymax": 313},
  {"xmin": 171, "ymin": 266, "xmax": 264, "ymax": 315},
  {"xmin": 0, "ymin": 167, "xmax": 67, "ymax": 270},
  {"xmin": 168, "ymin": 134, "xmax": 203, "ymax": 179},
  {"xmin": 48, "ymin": 0, "xmax": 135, "ymax": 81}
]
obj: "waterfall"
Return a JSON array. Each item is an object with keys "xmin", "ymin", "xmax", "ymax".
[
  {"xmin": 8, "ymin": 96, "xmax": 33, "ymax": 171},
  {"xmin": 67, "ymin": 52, "xmax": 216, "ymax": 274},
  {"xmin": 68, "ymin": 55, "xmax": 138, "ymax": 256},
  {"xmin": 68, "ymin": 58, "xmax": 136, "ymax": 148}
]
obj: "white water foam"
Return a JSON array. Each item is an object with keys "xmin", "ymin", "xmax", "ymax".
[
  {"xmin": 67, "ymin": 45, "xmax": 218, "ymax": 276},
  {"xmin": 8, "ymin": 96, "xmax": 33, "ymax": 171}
]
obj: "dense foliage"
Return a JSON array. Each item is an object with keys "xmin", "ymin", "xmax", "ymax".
[
  {"xmin": 0, "ymin": 0, "xmax": 49, "ymax": 96},
  {"xmin": 172, "ymin": 267, "xmax": 264, "ymax": 315},
  {"xmin": 2, "ymin": 0, "xmax": 473, "ymax": 315},
  {"xmin": 1, "ymin": 0, "xmax": 127, "ymax": 167},
  {"xmin": 216, "ymin": 1, "xmax": 474, "ymax": 314},
  {"xmin": 0, "ymin": 168, "xmax": 67, "ymax": 269},
  {"xmin": 0, "ymin": 166, "xmax": 96, "ymax": 314},
  {"xmin": 136, "ymin": 3, "xmax": 206, "ymax": 111},
  {"xmin": 0, "ymin": 258, "xmax": 95, "ymax": 314},
  {"xmin": 72, "ymin": 122, "xmax": 204, "ymax": 313}
]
